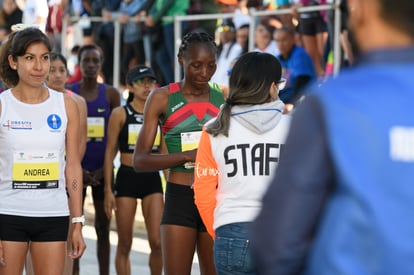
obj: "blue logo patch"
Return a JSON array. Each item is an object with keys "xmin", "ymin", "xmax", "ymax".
[{"xmin": 47, "ymin": 114, "xmax": 62, "ymax": 130}]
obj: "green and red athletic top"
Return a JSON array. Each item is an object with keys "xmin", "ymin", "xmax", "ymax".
[{"xmin": 161, "ymin": 82, "xmax": 224, "ymax": 173}]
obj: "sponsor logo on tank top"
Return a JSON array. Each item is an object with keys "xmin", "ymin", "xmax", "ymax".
[
  {"xmin": 171, "ymin": 102, "xmax": 184, "ymax": 113},
  {"xmin": 47, "ymin": 114, "xmax": 62, "ymax": 131},
  {"xmin": 134, "ymin": 114, "xmax": 144, "ymax": 123},
  {"xmin": 2, "ymin": 120, "xmax": 32, "ymax": 130}
]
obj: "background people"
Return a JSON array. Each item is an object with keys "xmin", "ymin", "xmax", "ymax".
[
  {"xmin": 68, "ymin": 43, "xmax": 121, "ymax": 275},
  {"xmin": 133, "ymin": 31, "xmax": 224, "ymax": 275},
  {"xmin": 236, "ymin": 23, "xmax": 249, "ymax": 54},
  {"xmin": 102, "ymin": 0, "xmax": 150, "ymax": 87},
  {"xmin": 194, "ymin": 51, "xmax": 291, "ymax": 274},
  {"xmin": 21, "ymin": 0, "xmax": 49, "ymax": 32},
  {"xmin": 252, "ymin": 0, "xmax": 414, "ymax": 274},
  {"xmin": 254, "ymin": 21, "xmax": 279, "ymax": 56},
  {"xmin": 274, "ymin": 26, "xmax": 316, "ymax": 111},
  {"xmin": 46, "ymin": 52, "xmax": 88, "ymax": 275},
  {"xmin": 0, "ymin": 27, "xmax": 86, "ymax": 275},
  {"xmin": 145, "ymin": 0, "xmax": 190, "ymax": 85},
  {"xmin": 292, "ymin": 0, "xmax": 328, "ymax": 77},
  {"xmin": 210, "ymin": 19, "xmax": 242, "ymax": 94},
  {"xmin": 104, "ymin": 65, "xmax": 164, "ymax": 275},
  {"xmin": 0, "ymin": 0, "xmax": 22, "ymax": 42}
]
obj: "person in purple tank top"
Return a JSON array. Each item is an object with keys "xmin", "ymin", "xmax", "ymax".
[{"xmin": 68, "ymin": 44, "xmax": 121, "ymax": 275}]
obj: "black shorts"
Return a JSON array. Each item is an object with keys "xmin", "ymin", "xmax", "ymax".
[
  {"xmin": 114, "ymin": 164, "xmax": 163, "ymax": 199},
  {"xmin": 298, "ymin": 16, "xmax": 327, "ymax": 36},
  {"xmin": 0, "ymin": 214, "xmax": 69, "ymax": 242},
  {"xmin": 161, "ymin": 182, "xmax": 207, "ymax": 232}
]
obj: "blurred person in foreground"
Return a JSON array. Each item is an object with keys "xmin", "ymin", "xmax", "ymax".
[{"xmin": 251, "ymin": 0, "xmax": 414, "ymax": 274}]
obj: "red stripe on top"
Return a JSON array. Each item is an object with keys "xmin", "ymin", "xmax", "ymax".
[
  {"xmin": 169, "ymin": 82, "xmax": 181, "ymax": 93},
  {"xmin": 163, "ymin": 102, "xmax": 220, "ymax": 134}
]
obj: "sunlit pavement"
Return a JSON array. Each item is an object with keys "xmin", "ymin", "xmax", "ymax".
[
  {"xmin": 79, "ymin": 225, "xmax": 155, "ymax": 274},
  {"xmin": 78, "ymin": 190, "xmax": 201, "ymax": 274}
]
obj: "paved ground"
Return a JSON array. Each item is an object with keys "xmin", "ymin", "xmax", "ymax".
[{"xmin": 78, "ymin": 189, "xmax": 201, "ymax": 274}]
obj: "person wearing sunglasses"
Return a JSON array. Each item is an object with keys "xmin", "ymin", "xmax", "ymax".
[
  {"xmin": 104, "ymin": 65, "xmax": 164, "ymax": 275},
  {"xmin": 211, "ymin": 19, "xmax": 243, "ymax": 97}
]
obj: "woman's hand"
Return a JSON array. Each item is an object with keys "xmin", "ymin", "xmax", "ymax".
[
  {"xmin": 70, "ymin": 224, "xmax": 87, "ymax": 259},
  {"xmin": 0, "ymin": 240, "xmax": 5, "ymax": 267},
  {"xmin": 104, "ymin": 191, "xmax": 116, "ymax": 219}
]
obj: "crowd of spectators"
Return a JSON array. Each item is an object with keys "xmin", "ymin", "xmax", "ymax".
[{"xmin": 0, "ymin": 0, "xmax": 352, "ymax": 98}]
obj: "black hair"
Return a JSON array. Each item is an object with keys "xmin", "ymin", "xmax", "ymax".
[
  {"xmin": 274, "ymin": 26, "xmax": 295, "ymax": 37},
  {"xmin": 237, "ymin": 24, "xmax": 250, "ymax": 54},
  {"xmin": 177, "ymin": 31, "xmax": 218, "ymax": 58},
  {"xmin": 256, "ymin": 19, "xmax": 276, "ymax": 37},
  {"xmin": 50, "ymin": 52, "xmax": 68, "ymax": 71},
  {"xmin": 0, "ymin": 27, "xmax": 51, "ymax": 87},
  {"xmin": 380, "ymin": 0, "xmax": 414, "ymax": 38},
  {"xmin": 206, "ymin": 52, "xmax": 282, "ymax": 137},
  {"xmin": 77, "ymin": 44, "xmax": 104, "ymax": 64},
  {"xmin": 71, "ymin": 45, "xmax": 80, "ymax": 54}
]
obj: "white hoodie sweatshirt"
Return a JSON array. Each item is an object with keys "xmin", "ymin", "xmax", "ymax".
[{"xmin": 194, "ymin": 99, "xmax": 291, "ymax": 238}]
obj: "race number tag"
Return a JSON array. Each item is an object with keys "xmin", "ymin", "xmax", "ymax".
[
  {"xmin": 181, "ymin": 131, "xmax": 202, "ymax": 151},
  {"xmin": 12, "ymin": 151, "xmax": 59, "ymax": 189},
  {"xmin": 87, "ymin": 117, "xmax": 105, "ymax": 138},
  {"xmin": 128, "ymin": 124, "xmax": 161, "ymax": 147},
  {"xmin": 128, "ymin": 124, "xmax": 142, "ymax": 145}
]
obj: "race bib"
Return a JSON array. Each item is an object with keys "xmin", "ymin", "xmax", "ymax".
[
  {"xmin": 12, "ymin": 151, "xmax": 59, "ymax": 189},
  {"xmin": 87, "ymin": 117, "xmax": 105, "ymax": 138},
  {"xmin": 181, "ymin": 131, "xmax": 202, "ymax": 151},
  {"xmin": 128, "ymin": 124, "xmax": 161, "ymax": 147}
]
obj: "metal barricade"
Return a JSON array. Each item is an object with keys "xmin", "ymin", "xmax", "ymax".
[{"xmin": 62, "ymin": 1, "xmax": 340, "ymax": 88}]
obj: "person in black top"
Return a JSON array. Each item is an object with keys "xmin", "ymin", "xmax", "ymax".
[{"xmin": 104, "ymin": 65, "xmax": 164, "ymax": 275}]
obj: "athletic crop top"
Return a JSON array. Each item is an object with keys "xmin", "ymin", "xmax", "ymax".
[
  {"xmin": 118, "ymin": 103, "xmax": 161, "ymax": 154},
  {"xmin": 0, "ymin": 88, "xmax": 69, "ymax": 217},
  {"xmin": 72, "ymin": 83, "xmax": 110, "ymax": 171},
  {"xmin": 161, "ymin": 82, "xmax": 224, "ymax": 172}
]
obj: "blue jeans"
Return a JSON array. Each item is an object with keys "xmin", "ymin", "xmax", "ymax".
[
  {"xmin": 214, "ymin": 222, "xmax": 255, "ymax": 275},
  {"xmin": 155, "ymin": 23, "xmax": 174, "ymax": 84}
]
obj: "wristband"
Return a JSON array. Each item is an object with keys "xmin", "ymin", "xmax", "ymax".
[{"xmin": 72, "ymin": 215, "xmax": 85, "ymax": 225}]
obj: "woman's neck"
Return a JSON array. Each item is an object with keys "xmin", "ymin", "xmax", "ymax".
[
  {"xmin": 80, "ymin": 78, "xmax": 99, "ymax": 92},
  {"xmin": 130, "ymin": 99, "xmax": 145, "ymax": 113},
  {"xmin": 180, "ymin": 80, "xmax": 210, "ymax": 96},
  {"xmin": 12, "ymin": 84, "xmax": 48, "ymax": 104}
]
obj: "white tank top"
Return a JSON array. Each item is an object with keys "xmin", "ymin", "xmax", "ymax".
[{"xmin": 0, "ymin": 88, "xmax": 69, "ymax": 217}]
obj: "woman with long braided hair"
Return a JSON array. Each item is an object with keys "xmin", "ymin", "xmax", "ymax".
[{"xmin": 133, "ymin": 31, "xmax": 224, "ymax": 275}]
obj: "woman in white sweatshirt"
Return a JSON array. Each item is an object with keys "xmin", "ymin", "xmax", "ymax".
[{"xmin": 193, "ymin": 51, "xmax": 291, "ymax": 275}]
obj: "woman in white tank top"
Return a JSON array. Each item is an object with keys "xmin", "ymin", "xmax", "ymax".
[{"xmin": 0, "ymin": 25, "xmax": 86, "ymax": 274}]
